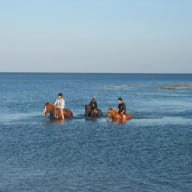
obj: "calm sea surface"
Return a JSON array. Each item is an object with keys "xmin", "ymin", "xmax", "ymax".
[{"xmin": 0, "ymin": 73, "xmax": 192, "ymax": 192}]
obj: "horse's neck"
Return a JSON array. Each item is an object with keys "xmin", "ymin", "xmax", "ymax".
[
  {"xmin": 112, "ymin": 110, "xmax": 119, "ymax": 119},
  {"xmin": 49, "ymin": 104, "xmax": 55, "ymax": 113}
]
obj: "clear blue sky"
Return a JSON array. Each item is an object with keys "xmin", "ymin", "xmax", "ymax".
[{"xmin": 0, "ymin": 0, "xmax": 191, "ymax": 73}]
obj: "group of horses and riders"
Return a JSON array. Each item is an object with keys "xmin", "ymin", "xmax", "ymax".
[{"xmin": 43, "ymin": 93, "xmax": 132, "ymax": 123}]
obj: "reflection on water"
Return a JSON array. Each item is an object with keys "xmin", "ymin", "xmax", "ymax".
[{"xmin": 42, "ymin": 118, "xmax": 65, "ymax": 126}]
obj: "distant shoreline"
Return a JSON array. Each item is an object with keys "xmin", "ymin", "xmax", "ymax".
[{"xmin": 0, "ymin": 72, "xmax": 192, "ymax": 75}]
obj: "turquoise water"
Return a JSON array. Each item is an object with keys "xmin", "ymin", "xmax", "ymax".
[{"xmin": 0, "ymin": 73, "xmax": 192, "ymax": 192}]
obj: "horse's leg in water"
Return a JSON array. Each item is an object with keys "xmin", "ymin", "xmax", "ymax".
[
  {"xmin": 51, "ymin": 109, "xmax": 57, "ymax": 119},
  {"xmin": 51, "ymin": 109, "xmax": 59, "ymax": 120},
  {"xmin": 86, "ymin": 106, "xmax": 92, "ymax": 117},
  {"xmin": 55, "ymin": 109, "xmax": 59, "ymax": 119},
  {"xmin": 50, "ymin": 112, "xmax": 54, "ymax": 120},
  {"xmin": 91, "ymin": 110, "xmax": 97, "ymax": 117}
]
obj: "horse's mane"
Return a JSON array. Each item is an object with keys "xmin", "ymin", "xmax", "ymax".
[
  {"xmin": 45, "ymin": 103, "xmax": 55, "ymax": 107},
  {"xmin": 108, "ymin": 108, "xmax": 118, "ymax": 116},
  {"xmin": 44, "ymin": 102, "xmax": 55, "ymax": 113}
]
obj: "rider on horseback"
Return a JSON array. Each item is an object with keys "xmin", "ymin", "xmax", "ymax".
[
  {"xmin": 117, "ymin": 97, "xmax": 126, "ymax": 120},
  {"xmin": 89, "ymin": 97, "xmax": 98, "ymax": 114},
  {"xmin": 54, "ymin": 93, "xmax": 65, "ymax": 120}
]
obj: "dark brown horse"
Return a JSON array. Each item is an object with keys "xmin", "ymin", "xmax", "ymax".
[
  {"xmin": 43, "ymin": 103, "xmax": 73, "ymax": 120},
  {"xmin": 85, "ymin": 105, "xmax": 102, "ymax": 117},
  {"xmin": 106, "ymin": 108, "xmax": 132, "ymax": 123}
]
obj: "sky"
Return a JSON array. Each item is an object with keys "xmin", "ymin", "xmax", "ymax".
[{"xmin": 0, "ymin": 0, "xmax": 191, "ymax": 73}]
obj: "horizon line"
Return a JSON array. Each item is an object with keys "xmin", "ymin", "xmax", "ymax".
[{"xmin": 0, "ymin": 72, "xmax": 192, "ymax": 75}]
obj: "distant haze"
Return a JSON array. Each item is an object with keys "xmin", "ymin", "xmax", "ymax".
[{"xmin": 0, "ymin": 0, "xmax": 191, "ymax": 73}]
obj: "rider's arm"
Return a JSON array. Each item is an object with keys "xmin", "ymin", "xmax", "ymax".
[
  {"xmin": 121, "ymin": 104, "xmax": 126, "ymax": 114},
  {"xmin": 54, "ymin": 99, "xmax": 58, "ymax": 105}
]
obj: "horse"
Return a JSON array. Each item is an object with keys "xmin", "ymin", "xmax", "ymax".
[
  {"xmin": 43, "ymin": 103, "xmax": 73, "ymax": 120},
  {"xmin": 106, "ymin": 108, "xmax": 132, "ymax": 123},
  {"xmin": 85, "ymin": 105, "xmax": 102, "ymax": 117}
]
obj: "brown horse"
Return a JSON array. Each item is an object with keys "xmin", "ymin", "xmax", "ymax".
[
  {"xmin": 85, "ymin": 105, "xmax": 102, "ymax": 117},
  {"xmin": 106, "ymin": 108, "xmax": 132, "ymax": 123},
  {"xmin": 43, "ymin": 103, "xmax": 73, "ymax": 120}
]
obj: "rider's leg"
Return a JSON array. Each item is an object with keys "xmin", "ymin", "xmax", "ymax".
[
  {"xmin": 120, "ymin": 112, "xmax": 126, "ymax": 120},
  {"xmin": 59, "ymin": 109, "xmax": 64, "ymax": 120}
]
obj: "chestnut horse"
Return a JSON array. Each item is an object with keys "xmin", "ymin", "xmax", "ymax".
[
  {"xmin": 106, "ymin": 108, "xmax": 132, "ymax": 123},
  {"xmin": 43, "ymin": 103, "xmax": 73, "ymax": 120}
]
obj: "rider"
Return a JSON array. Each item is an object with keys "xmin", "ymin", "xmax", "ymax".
[
  {"xmin": 117, "ymin": 97, "xmax": 126, "ymax": 119},
  {"xmin": 89, "ymin": 97, "xmax": 98, "ymax": 113},
  {"xmin": 54, "ymin": 93, "xmax": 65, "ymax": 120}
]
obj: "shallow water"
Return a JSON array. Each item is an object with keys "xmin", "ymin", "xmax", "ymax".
[{"xmin": 0, "ymin": 73, "xmax": 192, "ymax": 192}]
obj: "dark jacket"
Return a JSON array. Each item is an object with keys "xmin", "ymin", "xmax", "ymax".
[
  {"xmin": 89, "ymin": 101, "xmax": 97, "ymax": 111},
  {"xmin": 118, "ymin": 103, "xmax": 126, "ymax": 114}
]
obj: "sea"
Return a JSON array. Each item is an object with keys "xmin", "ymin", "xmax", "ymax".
[{"xmin": 0, "ymin": 73, "xmax": 191, "ymax": 192}]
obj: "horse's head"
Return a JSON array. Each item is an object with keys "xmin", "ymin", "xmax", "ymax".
[
  {"xmin": 106, "ymin": 108, "xmax": 116, "ymax": 118},
  {"xmin": 42, "ymin": 103, "xmax": 53, "ymax": 116},
  {"xmin": 85, "ymin": 105, "xmax": 91, "ymax": 111}
]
